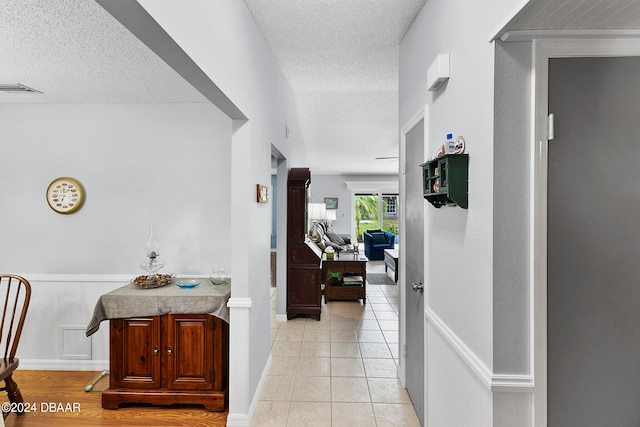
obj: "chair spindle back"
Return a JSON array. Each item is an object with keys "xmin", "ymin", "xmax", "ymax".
[{"xmin": 0, "ymin": 275, "xmax": 31, "ymax": 361}]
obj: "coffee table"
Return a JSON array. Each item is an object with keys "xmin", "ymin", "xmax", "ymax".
[
  {"xmin": 322, "ymin": 253, "xmax": 368, "ymax": 303},
  {"xmin": 384, "ymin": 248, "xmax": 398, "ymax": 283}
]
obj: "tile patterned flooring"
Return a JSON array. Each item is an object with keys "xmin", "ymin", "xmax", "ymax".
[{"xmin": 252, "ymin": 261, "xmax": 420, "ymax": 426}]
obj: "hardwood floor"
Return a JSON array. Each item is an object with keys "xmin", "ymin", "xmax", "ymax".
[{"xmin": 3, "ymin": 371, "xmax": 227, "ymax": 427}]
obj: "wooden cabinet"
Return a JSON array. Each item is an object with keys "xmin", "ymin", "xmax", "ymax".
[
  {"xmin": 103, "ymin": 313, "xmax": 228, "ymax": 411},
  {"xmin": 287, "ymin": 168, "xmax": 322, "ymax": 320},
  {"xmin": 421, "ymin": 154, "xmax": 468, "ymax": 208}
]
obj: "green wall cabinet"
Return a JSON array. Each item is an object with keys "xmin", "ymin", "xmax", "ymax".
[{"xmin": 420, "ymin": 154, "xmax": 468, "ymax": 209}]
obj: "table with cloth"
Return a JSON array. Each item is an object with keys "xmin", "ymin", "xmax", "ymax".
[
  {"xmin": 86, "ymin": 278, "xmax": 230, "ymax": 337},
  {"xmin": 85, "ymin": 278, "xmax": 231, "ymax": 411}
]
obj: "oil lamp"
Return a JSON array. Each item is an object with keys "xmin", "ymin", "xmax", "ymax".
[{"xmin": 140, "ymin": 227, "xmax": 165, "ymax": 275}]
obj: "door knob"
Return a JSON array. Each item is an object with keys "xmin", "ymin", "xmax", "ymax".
[{"xmin": 411, "ymin": 282, "xmax": 424, "ymax": 293}]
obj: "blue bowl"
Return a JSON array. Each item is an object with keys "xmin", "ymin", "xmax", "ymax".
[{"xmin": 176, "ymin": 280, "xmax": 200, "ymax": 289}]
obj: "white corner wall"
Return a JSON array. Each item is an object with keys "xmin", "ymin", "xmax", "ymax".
[
  {"xmin": 129, "ymin": 1, "xmax": 309, "ymax": 424},
  {"xmin": 493, "ymin": 40, "xmax": 532, "ymax": 375},
  {"xmin": 400, "ymin": 0, "xmax": 533, "ymax": 425}
]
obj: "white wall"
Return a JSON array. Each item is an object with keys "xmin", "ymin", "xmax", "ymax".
[
  {"xmin": 426, "ymin": 321, "xmax": 493, "ymax": 427},
  {"xmin": 0, "ymin": 103, "xmax": 231, "ymax": 274},
  {"xmin": 400, "ymin": 0, "xmax": 533, "ymax": 425},
  {"xmin": 0, "ymin": 102, "xmax": 231, "ymax": 367},
  {"xmin": 401, "ymin": 0, "xmax": 518, "ymax": 376},
  {"xmin": 130, "ymin": 1, "xmax": 308, "ymax": 422}
]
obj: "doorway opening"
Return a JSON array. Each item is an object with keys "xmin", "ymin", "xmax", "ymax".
[{"xmin": 354, "ymin": 193, "xmax": 400, "ymax": 243}]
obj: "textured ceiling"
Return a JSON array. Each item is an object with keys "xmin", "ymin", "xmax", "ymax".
[
  {"xmin": 0, "ymin": 0, "xmax": 206, "ymax": 103},
  {"xmin": 10, "ymin": 1, "xmax": 637, "ymax": 176},
  {"xmin": 243, "ymin": 0, "xmax": 427, "ymax": 175},
  {"xmin": 1, "ymin": 0, "xmax": 426, "ymax": 175}
]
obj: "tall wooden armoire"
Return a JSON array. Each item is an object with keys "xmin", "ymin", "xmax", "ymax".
[{"xmin": 286, "ymin": 168, "xmax": 321, "ymax": 320}]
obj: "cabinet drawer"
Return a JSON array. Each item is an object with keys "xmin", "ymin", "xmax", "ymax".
[{"xmin": 325, "ymin": 285, "xmax": 364, "ymax": 301}]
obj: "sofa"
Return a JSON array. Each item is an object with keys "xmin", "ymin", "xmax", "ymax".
[
  {"xmin": 363, "ymin": 229, "xmax": 395, "ymax": 260},
  {"xmin": 308, "ymin": 221, "xmax": 355, "ymax": 254}
]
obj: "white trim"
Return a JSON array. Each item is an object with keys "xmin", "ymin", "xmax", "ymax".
[
  {"xmin": 343, "ymin": 180, "xmax": 398, "ymax": 193},
  {"xmin": 531, "ymin": 37, "xmax": 640, "ymax": 427},
  {"xmin": 19, "ymin": 359, "xmax": 109, "ymax": 371},
  {"xmin": 426, "ymin": 307, "xmax": 492, "ymax": 388},
  {"xmin": 19, "ymin": 274, "xmax": 132, "ymax": 282},
  {"xmin": 492, "ymin": 374, "xmax": 535, "ymax": 392},
  {"xmin": 488, "ymin": 0, "xmax": 531, "ymax": 42},
  {"xmin": 227, "ymin": 297, "xmax": 253, "ymax": 308},
  {"xmin": 59, "ymin": 325, "xmax": 92, "ymax": 360},
  {"xmin": 426, "ymin": 307, "xmax": 534, "ymax": 393},
  {"xmin": 227, "ymin": 299, "xmax": 253, "ymax": 423},
  {"xmin": 21, "ymin": 273, "xmax": 215, "ymax": 282},
  {"xmin": 274, "ymin": 314, "xmax": 287, "ymax": 322},
  {"xmin": 502, "ymin": 29, "xmax": 640, "ymax": 42},
  {"xmin": 227, "ymin": 354, "xmax": 272, "ymax": 427}
]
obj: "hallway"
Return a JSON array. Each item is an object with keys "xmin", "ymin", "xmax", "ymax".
[{"xmin": 252, "ymin": 261, "xmax": 420, "ymax": 426}]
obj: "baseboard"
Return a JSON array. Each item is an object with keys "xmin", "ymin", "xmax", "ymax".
[
  {"xmin": 425, "ymin": 306, "xmax": 533, "ymax": 392},
  {"xmin": 20, "ymin": 359, "xmax": 109, "ymax": 371},
  {"xmin": 226, "ymin": 413, "xmax": 251, "ymax": 426},
  {"xmin": 275, "ymin": 313, "xmax": 287, "ymax": 322},
  {"xmin": 226, "ymin": 353, "xmax": 272, "ymax": 427}
]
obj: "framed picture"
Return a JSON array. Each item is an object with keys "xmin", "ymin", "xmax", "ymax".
[
  {"xmin": 257, "ymin": 184, "xmax": 269, "ymax": 203},
  {"xmin": 324, "ymin": 197, "xmax": 338, "ymax": 209}
]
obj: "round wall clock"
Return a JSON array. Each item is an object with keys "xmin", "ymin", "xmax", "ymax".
[{"xmin": 46, "ymin": 177, "xmax": 85, "ymax": 214}]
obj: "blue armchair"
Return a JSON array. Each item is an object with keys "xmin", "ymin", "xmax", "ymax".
[{"xmin": 363, "ymin": 229, "xmax": 395, "ymax": 260}]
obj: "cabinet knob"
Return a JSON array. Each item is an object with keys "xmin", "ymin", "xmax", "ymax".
[
  {"xmin": 411, "ymin": 282, "xmax": 424, "ymax": 293},
  {"xmin": 167, "ymin": 346, "xmax": 173, "ymax": 355},
  {"xmin": 153, "ymin": 346, "xmax": 159, "ymax": 355}
]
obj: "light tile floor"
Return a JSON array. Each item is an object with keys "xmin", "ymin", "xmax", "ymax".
[{"xmin": 252, "ymin": 261, "xmax": 420, "ymax": 427}]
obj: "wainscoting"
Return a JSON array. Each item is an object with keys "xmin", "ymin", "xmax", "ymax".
[
  {"xmin": 16, "ymin": 275, "xmax": 128, "ymax": 370},
  {"xmin": 425, "ymin": 309, "xmax": 533, "ymax": 427}
]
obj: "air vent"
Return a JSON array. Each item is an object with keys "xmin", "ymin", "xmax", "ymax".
[{"xmin": 0, "ymin": 83, "xmax": 43, "ymax": 94}]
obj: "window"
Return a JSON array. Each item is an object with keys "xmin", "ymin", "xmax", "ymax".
[{"xmin": 384, "ymin": 196, "xmax": 397, "ymax": 215}]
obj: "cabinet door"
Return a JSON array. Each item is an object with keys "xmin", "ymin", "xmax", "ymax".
[
  {"xmin": 288, "ymin": 267, "xmax": 321, "ymax": 308},
  {"xmin": 110, "ymin": 317, "xmax": 161, "ymax": 389},
  {"xmin": 163, "ymin": 314, "xmax": 214, "ymax": 390}
]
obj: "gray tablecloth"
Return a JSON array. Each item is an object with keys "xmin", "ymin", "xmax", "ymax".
[{"xmin": 86, "ymin": 278, "xmax": 230, "ymax": 336}]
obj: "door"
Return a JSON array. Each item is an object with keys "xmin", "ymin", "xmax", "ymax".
[
  {"xmin": 164, "ymin": 313, "xmax": 215, "ymax": 390},
  {"xmin": 110, "ymin": 317, "xmax": 161, "ymax": 389},
  {"xmin": 548, "ymin": 57, "xmax": 640, "ymax": 426},
  {"xmin": 405, "ymin": 119, "xmax": 425, "ymax": 425}
]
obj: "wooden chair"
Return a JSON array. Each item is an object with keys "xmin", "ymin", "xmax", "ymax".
[{"xmin": 0, "ymin": 275, "xmax": 31, "ymax": 418}]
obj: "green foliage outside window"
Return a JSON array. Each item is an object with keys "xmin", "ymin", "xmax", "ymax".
[{"xmin": 354, "ymin": 195, "xmax": 399, "ymax": 242}]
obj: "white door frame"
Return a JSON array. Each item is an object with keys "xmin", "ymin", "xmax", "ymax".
[
  {"xmin": 398, "ymin": 105, "xmax": 427, "ymax": 422},
  {"xmin": 532, "ymin": 37, "xmax": 640, "ymax": 427}
]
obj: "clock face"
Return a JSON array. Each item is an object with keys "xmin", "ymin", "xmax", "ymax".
[{"xmin": 46, "ymin": 177, "xmax": 84, "ymax": 214}]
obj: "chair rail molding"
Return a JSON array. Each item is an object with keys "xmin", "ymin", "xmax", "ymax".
[{"xmin": 425, "ymin": 306, "xmax": 534, "ymax": 392}]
